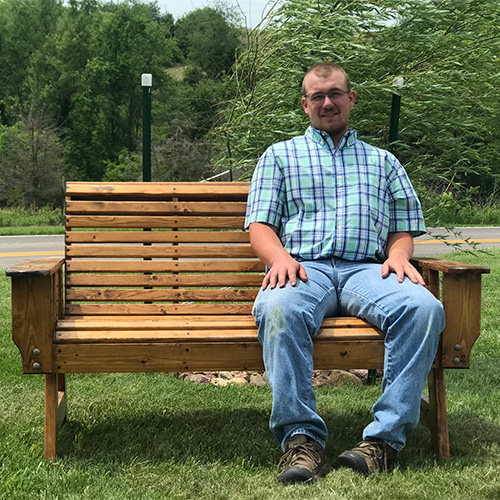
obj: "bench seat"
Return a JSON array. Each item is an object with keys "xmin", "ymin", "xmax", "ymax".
[{"xmin": 53, "ymin": 315, "xmax": 385, "ymax": 373}]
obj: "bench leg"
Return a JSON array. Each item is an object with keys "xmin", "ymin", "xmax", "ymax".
[
  {"xmin": 420, "ymin": 367, "xmax": 450, "ymax": 460},
  {"xmin": 44, "ymin": 374, "xmax": 67, "ymax": 460}
]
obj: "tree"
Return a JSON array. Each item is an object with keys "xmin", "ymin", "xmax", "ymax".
[
  {"xmin": 57, "ymin": 0, "xmax": 182, "ymax": 180},
  {"xmin": 150, "ymin": 74, "xmax": 231, "ymax": 181},
  {"xmin": 0, "ymin": 0, "xmax": 244, "ymax": 199},
  {"xmin": 175, "ymin": 6, "xmax": 241, "ymax": 79},
  {"xmin": 0, "ymin": 110, "xmax": 65, "ymax": 207},
  {"xmin": 0, "ymin": 0, "xmax": 64, "ymax": 121}
]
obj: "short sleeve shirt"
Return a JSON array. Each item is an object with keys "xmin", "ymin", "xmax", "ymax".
[{"xmin": 244, "ymin": 127, "xmax": 426, "ymax": 262}]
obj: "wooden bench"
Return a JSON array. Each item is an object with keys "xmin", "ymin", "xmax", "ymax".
[{"xmin": 7, "ymin": 181, "xmax": 490, "ymax": 460}]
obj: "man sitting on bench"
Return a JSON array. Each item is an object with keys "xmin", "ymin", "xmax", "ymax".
[{"xmin": 245, "ymin": 62, "xmax": 445, "ymax": 482}]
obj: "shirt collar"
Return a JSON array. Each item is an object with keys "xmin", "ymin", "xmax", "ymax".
[{"xmin": 306, "ymin": 126, "xmax": 357, "ymax": 149}]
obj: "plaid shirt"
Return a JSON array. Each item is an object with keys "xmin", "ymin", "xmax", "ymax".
[{"xmin": 245, "ymin": 127, "xmax": 426, "ymax": 262}]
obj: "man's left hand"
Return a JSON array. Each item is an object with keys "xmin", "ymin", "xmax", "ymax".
[
  {"xmin": 381, "ymin": 255, "xmax": 425, "ymax": 285},
  {"xmin": 383, "ymin": 232, "xmax": 426, "ymax": 285}
]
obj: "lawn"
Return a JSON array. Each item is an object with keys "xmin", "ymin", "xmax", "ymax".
[{"xmin": 1, "ymin": 251, "xmax": 499, "ymax": 500}]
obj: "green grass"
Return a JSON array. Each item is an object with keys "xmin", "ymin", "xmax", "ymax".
[
  {"xmin": 0, "ymin": 207, "xmax": 64, "ymax": 235},
  {"xmin": 1, "ymin": 251, "xmax": 500, "ymax": 499},
  {"xmin": 0, "ymin": 225, "xmax": 65, "ymax": 236}
]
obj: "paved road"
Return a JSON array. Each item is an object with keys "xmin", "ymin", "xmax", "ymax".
[
  {"xmin": 1, "ymin": 228, "xmax": 500, "ymax": 270},
  {"xmin": 0, "ymin": 234, "xmax": 65, "ymax": 270},
  {"xmin": 413, "ymin": 226, "xmax": 500, "ymax": 257}
]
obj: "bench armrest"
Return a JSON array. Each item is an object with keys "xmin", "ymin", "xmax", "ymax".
[
  {"xmin": 6, "ymin": 257, "xmax": 65, "ymax": 277},
  {"xmin": 6, "ymin": 258, "xmax": 64, "ymax": 374},
  {"xmin": 411, "ymin": 257, "xmax": 490, "ymax": 368},
  {"xmin": 411, "ymin": 257, "xmax": 490, "ymax": 275}
]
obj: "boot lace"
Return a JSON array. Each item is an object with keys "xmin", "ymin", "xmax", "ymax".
[
  {"xmin": 279, "ymin": 443, "xmax": 321, "ymax": 469},
  {"xmin": 355, "ymin": 441, "xmax": 389, "ymax": 471}
]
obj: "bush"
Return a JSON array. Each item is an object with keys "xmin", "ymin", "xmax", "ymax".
[
  {"xmin": 421, "ymin": 188, "xmax": 500, "ymax": 226},
  {"xmin": 0, "ymin": 206, "xmax": 64, "ymax": 227}
]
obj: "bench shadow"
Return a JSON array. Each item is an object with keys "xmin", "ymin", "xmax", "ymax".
[
  {"xmin": 57, "ymin": 407, "xmax": 500, "ymax": 469},
  {"xmin": 58, "ymin": 407, "xmax": 277, "ymax": 466}
]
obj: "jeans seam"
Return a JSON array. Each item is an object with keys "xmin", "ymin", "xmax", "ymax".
[
  {"xmin": 308, "ymin": 286, "xmax": 337, "ymax": 336},
  {"xmin": 339, "ymin": 287, "xmax": 398, "ymax": 384},
  {"xmin": 339, "ymin": 287, "xmax": 397, "ymax": 326}
]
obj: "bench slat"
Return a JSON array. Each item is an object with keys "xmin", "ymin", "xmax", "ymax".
[
  {"xmin": 55, "ymin": 327, "xmax": 384, "ymax": 344},
  {"xmin": 66, "ymin": 244, "xmax": 255, "ymax": 259},
  {"xmin": 66, "ymin": 288, "xmax": 258, "ymax": 302},
  {"xmin": 58, "ymin": 318, "xmax": 257, "ymax": 331},
  {"xmin": 66, "ymin": 201, "xmax": 247, "ymax": 215},
  {"xmin": 66, "ymin": 182, "xmax": 251, "ymax": 198},
  {"xmin": 57, "ymin": 316, "xmax": 377, "ymax": 330},
  {"xmin": 65, "ymin": 303, "xmax": 255, "ymax": 315},
  {"xmin": 66, "ymin": 215, "xmax": 246, "ymax": 229},
  {"xmin": 65, "ymin": 260, "xmax": 265, "ymax": 273},
  {"xmin": 65, "ymin": 231, "xmax": 251, "ymax": 244},
  {"xmin": 66, "ymin": 274, "xmax": 264, "ymax": 287},
  {"xmin": 53, "ymin": 342, "xmax": 385, "ymax": 373}
]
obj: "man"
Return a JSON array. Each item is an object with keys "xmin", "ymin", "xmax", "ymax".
[{"xmin": 244, "ymin": 62, "xmax": 445, "ymax": 483}]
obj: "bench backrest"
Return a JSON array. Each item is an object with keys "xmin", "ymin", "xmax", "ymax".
[{"xmin": 64, "ymin": 182, "xmax": 264, "ymax": 316}]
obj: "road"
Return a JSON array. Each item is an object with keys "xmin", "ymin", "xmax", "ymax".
[
  {"xmin": 1, "ymin": 228, "xmax": 500, "ymax": 269},
  {"xmin": 0, "ymin": 234, "xmax": 65, "ymax": 270}
]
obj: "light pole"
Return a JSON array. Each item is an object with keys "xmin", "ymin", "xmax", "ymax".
[
  {"xmin": 142, "ymin": 73, "xmax": 152, "ymax": 182},
  {"xmin": 389, "ymin": 77, "xmax": 404, "ymax": 146}
]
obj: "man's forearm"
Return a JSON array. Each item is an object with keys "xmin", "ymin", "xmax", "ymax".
[
  {"xmin": 386, "ymin": 232, "xmax": 415, "ymax": 260},
  {"xmin": 249, "ymin": 222, "xmax": 290, "ymax": 267}
]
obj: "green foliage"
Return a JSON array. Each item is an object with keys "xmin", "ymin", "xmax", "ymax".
[
  {"xmin": 216, "ymin": 0, "xmax": 500, "ymax": 201},
  {"xmin": 102, "ymin": 149, "xmax": 142, "ymax": 181},
  {"xmin": 0, "ymin": 205, "xmax": 64, "ymax": 226},
  {"xmin": 0, "ymin": 0, "xmax": 64, "ymax": 120},
  {"xmin": 150, "ymin": 70, "xmax": 235, "ymax": 181},
  {"xmin": 0, "ymin": 0, "xmax": 240, "ymax": 204},
  {"xmin": 0, "ymin": 113, "xmax": 65, "ymax": 208},
  {"xmin": 1, "ymin": 0, "xmax": 498, "ymax": 217},
  {"xmin": 175, "ymin": 6, "xmax": 241, "ymax": 79},
  {"xmin": 60, "ymin": 1, "xmax": 182, "ymax": 181},
  {"xmin": 422, "ymin": 188, "xmax": 500, "ymax": 226}
]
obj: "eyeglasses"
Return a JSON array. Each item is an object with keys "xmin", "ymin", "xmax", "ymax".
[{"xmin": 305, "ymin": 89, "xmax": 349, "ymax": 103}]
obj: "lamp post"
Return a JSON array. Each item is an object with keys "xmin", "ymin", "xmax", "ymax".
[
  {"xmin": 142, "ymin": 73, "xmax": 152, "ymax": 182},
  {"xmin": 389, "ymin": 77, "xmax": 404, "ymax": 146}
]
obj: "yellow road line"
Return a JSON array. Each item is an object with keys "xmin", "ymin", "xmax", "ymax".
[
  {"xmin": 415, "ymin": 239, "xmax": 500, "ymax": 245},
  {"xmin": 1, "ymin": 239, "xmax": 499, "ymax": 258}
]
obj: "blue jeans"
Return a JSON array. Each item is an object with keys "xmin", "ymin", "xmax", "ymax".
[{"xmin": 253, "ymin": 258, "xmax": 445, "ymax": 452}]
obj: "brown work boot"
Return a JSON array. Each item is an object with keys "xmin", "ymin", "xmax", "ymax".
[
  {"xmin": 338, "ymin": 439, "xmax": 398, "ymax": 475},
  {"xmin": 277, "ymin": 435, "xmax": 333, "ymax": 484}
]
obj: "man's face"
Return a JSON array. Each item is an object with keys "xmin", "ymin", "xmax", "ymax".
[{"xmin": 301, "ymin": 70, "xmax": 356, "ymax": 144}]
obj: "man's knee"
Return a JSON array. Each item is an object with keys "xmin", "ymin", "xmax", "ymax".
[
  {"xmin": 253, "ymin": 283, "xmax": 319, "ymax": 340},
  {"xmin": 253, "ymin": 281, "xmax": 308, "ymax": 321},
  {"xmin": 409, "ymin": 289, "xmax": 446, "ymax": 337}
]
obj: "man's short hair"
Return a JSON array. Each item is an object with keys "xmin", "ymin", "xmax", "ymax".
[{"xmin": 302, "ymin": 63, "xmax": 351, "ymax": 95}]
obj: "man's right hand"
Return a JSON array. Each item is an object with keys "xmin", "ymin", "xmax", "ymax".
[
  {"xmin": 248, "ymin": 222, "xmax": 308, "ymax": 290},
  {"xmin": 262, "ymin": 255, "xmax": 308, "ymax": 290}
]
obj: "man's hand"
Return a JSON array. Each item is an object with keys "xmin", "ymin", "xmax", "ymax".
[
  {"xmin": 381, "ymin": 254, "xmax": 425, "ymax": 285},
  {"xmin": 262, "ymin": 255, "xmax": 308, "ymax": 290},
  {"xmin": 382, "ymin": 232, "xmax": 426, "ymax": 285},
  {"xmin": 249, "ymin": 222, "xmax": 308, "ymax": 289}
]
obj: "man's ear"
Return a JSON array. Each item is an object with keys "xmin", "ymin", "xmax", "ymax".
[
  {"xmin": 301, "ymin": 96, "xmax": 309, "ymax": 115},
  {"xmin": 348, "ymin": 90, "xmax": 356, "ymax": 108}
]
